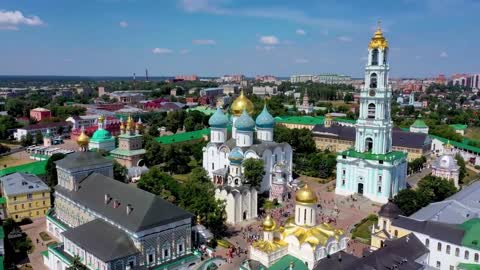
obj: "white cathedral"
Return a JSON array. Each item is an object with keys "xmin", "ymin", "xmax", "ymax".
[
  {"xmin": 203, "ymin": 92, "xmax": 293, "ymax": 224},
  {"xmin": 335, "ymin": 25, "xmax": 408, "ymax": 204}
]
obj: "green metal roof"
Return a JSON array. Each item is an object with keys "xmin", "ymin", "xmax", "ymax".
[
  {"xmin": 430, "ymin": 135, "xmax": 480, "ymax": 155},
  {"xmin": 458, "ymin": 263, "xmax": 480, "ymax": 270},
  {"xmin": 155, "ymin": 128, "xmax": 210, "ymax": 144},
  {"xmin": 0, "ymin": 227, "xmax": 4, "ymax": 239},
  {"xmin": 458, "ymin": 218, "xmax": 480, "ymax": 251},
  {"xmin": 0, "ymin": 256, "xmax": 3, "ymax": 270},
  {"xmin": 0, "ymin": 160, "xmax": 48, "ymax": 177},
  {"xmin": 411, "ymin": 119, "xmax": 428, "ymax": 128},
  {"xmin": 334, "ymin": 117, "xmax": 357, "ymax": 124},
  {"xmin": 110, "ymin": 148, "xmax": 146, "ymax": 157},
  {"xmin": 275, "ymin": 115, "xmax": 325, "ymax": 125},
  {"xmin": 268, "ymin": 254, "xmax": 308, "ymax": 270},
  {"xmin": 41, "ymin": 250, "xmax": 49, "ymax": 259},
  {"xmin": 186, "ymin": 106, "xmax": 216, "ymax": 116},
  {"xmin": 450, "ymin": 124, "xmax": 468, "ymax": 130},
  {"xmin": 339, "ymin": 149, "xmax": 407, "ymax": 162},
  {"xmin": 0, "ymin": 197, "xmax": 5, "ymax": 204}
]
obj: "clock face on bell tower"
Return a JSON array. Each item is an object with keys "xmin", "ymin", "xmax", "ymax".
[{"xmin": 369, "ymin": 89, "xmax": 376, "ymax": 96}]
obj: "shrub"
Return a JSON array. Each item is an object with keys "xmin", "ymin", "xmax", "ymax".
[{"xmin": 39, "ymin": 232, "xmax": 52, "ymax": 241}]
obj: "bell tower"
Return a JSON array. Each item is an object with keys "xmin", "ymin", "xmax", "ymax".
[{"xmin": 355, "ymin": 21, "xmax": 392, "ymax": 155}]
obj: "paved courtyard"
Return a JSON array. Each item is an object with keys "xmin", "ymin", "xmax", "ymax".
[
  {"xmin": 216, "ymin": 177, "xmax": 379, "ymax": 269},
  {"xmin": 19, "ymin": 217, "xmax": 57, "ymax": 270}
]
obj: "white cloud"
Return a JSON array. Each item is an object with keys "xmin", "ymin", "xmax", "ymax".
[
  {"xmin": 192, "ymin": 39, "xmax": 216, "ymax": 45},
  {"xmin": 0, "ymin": 10, "xmax": 44, "ymax": 29},
  {"xmin": 180, "ymin": 49, "xmax": 190, "ymax": 54},
  {"xmin": 440, "ymin": 51, "xmax": 448, "ymax": 58},
  {"xmin": 337, "ymin": 36, "xmax": 352, "ymax": 42},
  {"xmin": 259, "ymin": 35, "xmax": 279, "ymax": 45},
  {"xmin": 295, "ymin": 58, "xmax": 309, "ymax": 64},
  {"xmin": 152, "ymin": 48, "xmax": 173, "ymax": 54},
  {"xmin": 177, "ymin": 1, "xmax": 356, "ymax": 30},
  {"xmin": 119, "ymin": 21, "xmax": 128, "ymax": 28},
  {"xmin": 296, "ymin": 29, "xmax": 306, "ymax": 35}
]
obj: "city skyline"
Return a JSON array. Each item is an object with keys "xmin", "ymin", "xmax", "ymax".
[{"xmin": 0, "ymin": 0, "xmax": 479, "ymax": 77}]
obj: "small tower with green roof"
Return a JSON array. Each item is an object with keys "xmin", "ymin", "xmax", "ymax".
[
  {"xmin": 88, "ymin": 115, "xmax": 116, "ymax": 152},
  {"xmin": 410, "ymin": 115, "xmax": 429, "ymax": 134}
]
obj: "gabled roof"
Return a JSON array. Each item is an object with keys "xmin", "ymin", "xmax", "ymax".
[
  {"xmin": 55, "ymin": 172, "xmax": 192, "ymax": 233},
  {"xmin": 55, "ymin": 152, "xmax": 113, "ymax": 170},
  {"xmin": 392, "ymin": 216, "xmax": 465, "ymax": 245},
  {"xmin": 0, "ymin": 172, "xmax": 49, "ymax": 196},
  {"xmin": 346, "ymin": 234, "xmax": 428, "ymax": 270},
  {"xmin": 63, "ymin": 219, "xmax": 138, "ymax": 262}
]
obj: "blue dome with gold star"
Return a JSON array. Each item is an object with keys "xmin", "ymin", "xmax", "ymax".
[
  {"xmin": 255, "ymin": 104, "xmax": 275, "ymax": 128},
  {"xmin": 208, "ymin": 107, "xmax": 229, "ymax": 128},
  {"xmin": 234, "ymin": 109, "xmax": 255, "ymax": 131}
]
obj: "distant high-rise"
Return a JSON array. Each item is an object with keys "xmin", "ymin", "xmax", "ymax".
[{"xmin": 145, "ymin": 69, "xmax": 149, "ymax": 81}]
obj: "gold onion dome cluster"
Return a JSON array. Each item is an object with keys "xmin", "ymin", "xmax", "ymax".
[
  {"xmin": 98, "ymin": 115, "xmax": 105, "ymax": 123},
  {"xmin": 231, "ymin": 90, "xmax": 254, "ymax": 116},
  {"xmin": 368, "ymin": 26, "xmax": 388, "ymax": 50},
  {"xmin": 77, "ymin": 129, "xmax": 90, "ymax": 146},
  {"xmin": 295, "ymin": 184, "xmax": 318, "ymax": 204},
  {"xmin": 262, "ymin": 214, "xmax": 276, "ymax": 232},
  {"xmin": 126, "ymin": 115, "xmax": 134, "ymax": 130}
]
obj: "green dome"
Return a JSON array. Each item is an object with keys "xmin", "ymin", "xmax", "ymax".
[
  {"xmin": 208, "ymin": 107, "xmax": 229, "ymax": 128},
  {"xmin": 255, "ymin": 104, "xmax": 275, "ymax": 128},
  {"xmin": 90, "ymin": 128, "xmax": 113, "ymax": 142},
  {"xmin": 234, "ymin": 109, "xmax": 255, "ymax": 131}
]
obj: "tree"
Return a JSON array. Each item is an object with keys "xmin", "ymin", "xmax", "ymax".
[
  {"xmin": 35, "ymin": 131, "xmax": 44, "ymax": 145},
  {"xmin": 137, "ymin": 167, "xmax": 181, "ymax": 202},
  {"xmin": 343, "ymin": 92, "xmax": 354, "ymax": 103},
  {"xmin": 20, "ymin": 133, "xmax": 34, "ymax": 147},
  {"xmin": 0, "ymin": 144, "xmax": 10, "ymax": 154},
  {"xmin": 67, "ymin": 255, "xmax": 87, "ymax": 270},
  {"xmin": 393, "ymin": 189, "xmax": 423, "ymax": 216},
  {"xmin": 417, "ymin": 175, "xmax": 457, "ymax": 202},
  {"xmin": 455, "ymin": 154, "xmax": 467, "ymax": 183},
  {"xmin": 113, "ymin": 161, "xmax": 128, "ymax": 183},
  {"xmin": 45, "ymin": 153, "xmax": 67, "ymax": 187},
  {"xmin": 242, "ymin": 158, "xmax": 265, "ymax": 188},
  {"xmin": 0, "ymin": 115, "xmax": 20, "ymax": 139}
]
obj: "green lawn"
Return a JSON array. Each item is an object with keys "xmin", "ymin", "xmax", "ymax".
[{"xmin": 351, "ymin": 214, "xmax": 378, "ymax": 244}]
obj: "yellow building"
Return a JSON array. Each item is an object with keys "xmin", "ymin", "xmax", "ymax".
[
  {"xmin": 0, "ymin": 172, "xmax": 50, "ymax": 221},
  {"xmin": 312, "ymin": 122, "xmax": 431, "ymax": 162},
  {"xmin": 370, "ymin": 202, "xmax": 411, "ymax": 250}
]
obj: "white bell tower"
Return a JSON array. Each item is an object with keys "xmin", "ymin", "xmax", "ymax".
[{"xmin": 355, "ymin": 21, "xmax": 393, "ymax": 155}]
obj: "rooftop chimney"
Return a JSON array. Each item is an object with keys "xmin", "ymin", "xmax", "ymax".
[
  {"xmin": 126, "ymin": 204, "xmax": 133, "ymax": 215},
  {"xmin": 113, "ymin": 199, "xmax": 120, "ymax": 209},
  {"xmin": 105, "ymin": 193, "xmax": 111, "ymax": 204}
]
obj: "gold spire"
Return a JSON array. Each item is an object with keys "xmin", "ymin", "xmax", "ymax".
[
  {"xmin": 231, "ymin": 90, "xmax": 254, "ymax": 116},
  {"xmin": 262, "ymin": 214, "xmax": 276, "ymax": 232},
  {"xmin": 126, "ymin": 115, "xmax": 134, "ymax": 130},
  {"xmin": 98, "ymin": 115, "xmax": 105, "ymax": 123},
  {"xmin": 368, "ymin": 20, "xmax": 388, "ymax": 50},
  {"xmin": 196, "ymin": 215, "xmax": 201, "ymax": 225},
  {"xmin": 295, "ymin": 184, "xmax": 318, "ymax": 205}
]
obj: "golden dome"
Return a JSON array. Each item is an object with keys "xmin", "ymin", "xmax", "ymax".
[
  {"xmin": 368, "ymin": 24, "xmax": 388, "ymax": 50},
  {"xmin": 262, "ymin": 214, "xmax": 276, "ymax": 232},
  {"xmin": 77, "ymin": 129, "xmax": 90, "ymax": 146},
  {"xmin": 325, "ymin": 113, "xmax": 333, "ymax": 119},
  {"xmin": 98, "ymin": 115, "xmax": 105, "ymax": 123},
  {"xmin": 231, "ymin": 90, "xmax": 254, "ymax": 116},
  {"xmin": 295, "ymin": 184, "xmax": 318, "ymax": 205}
]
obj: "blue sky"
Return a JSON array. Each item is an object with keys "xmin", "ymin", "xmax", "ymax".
[{"xmin": 0, "ymin": 0, "xmax": 479, "ymax": 77}]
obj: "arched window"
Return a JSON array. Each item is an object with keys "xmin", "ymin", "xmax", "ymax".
[
  {"xmin": 367, "ymin": 103, "xmax": 376, "ymax": 119},
  {"xmin": 446, "ymin": 245, "xmax": 451, "ymax": 254},
  {"xmin": 365, "ymin": 138, "xmax": 373, "ymax": 152},
  {"xmin": 474, "ymin": 253, "xmax": 479, "ymax": 262},
  {"xmin": 371, "ymin": 49, "xmax": 379, "ymax": 65},
  {"xmin": 456, "ymin": 248, "xmax": 460, "ymax": 257},
  {"xmin": 383, "ymin": 49, "xmax": 388, "ymax": 65},
  {"xmin": 437, "ymin": 242, "xmax": 442, "ymax": 251},
  {"xmin": 425, "ymin": 238, "xmax": 429, "ymax": 247},
  {"xmin": 465, "ymin": 250, "xmax": 470, "ymax": 260},
  {"xmin": 370, "ymin": 73, "xmax": 378, "ymax": 89},
  {"xmin": 304, "ymin": 208, "xmax": 307, "ymax": 224},
  {"xmin": 394, "ymin": 230, "xmax": 398, "ymax": 237}
]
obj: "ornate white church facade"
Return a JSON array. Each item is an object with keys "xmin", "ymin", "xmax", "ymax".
[
  {"xmin": 335, "ymin": 26, "xmax": 407, "ymax": 204},
  {"xmin": 203, "ymin": 92, "xmax": 293, "ymax": 224}
]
